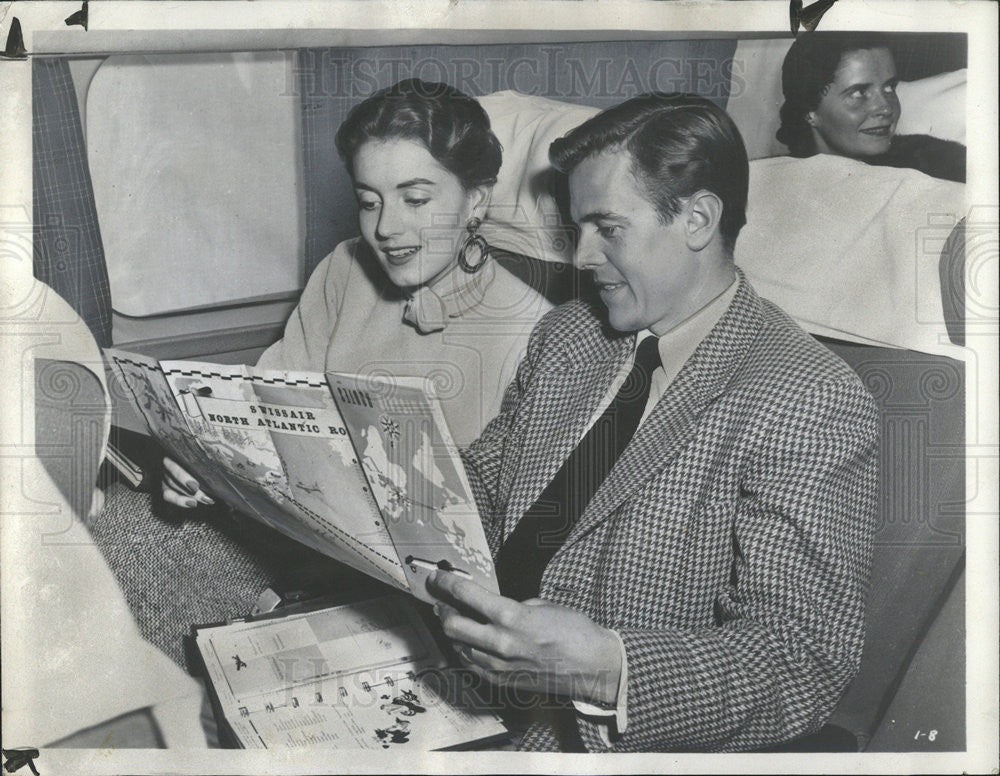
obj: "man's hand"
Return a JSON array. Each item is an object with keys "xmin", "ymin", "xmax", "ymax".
[
  {"xmin": 161, "ymin": 457, "xmax": 214, "ymax": 508},
  {"xmin": 427, "ymin": 570, "xmax": 622, "ymax": 705}
]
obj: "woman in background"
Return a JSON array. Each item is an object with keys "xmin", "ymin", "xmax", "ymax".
[
  {"xmin": 777, "ymin": 32, "xmax": 965, "ymax": 182},
  {"xmin": 163, "ymin": 78, "xmax": 552, "ymax": 507}
]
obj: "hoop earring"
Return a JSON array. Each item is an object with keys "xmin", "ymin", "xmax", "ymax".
[{"xmin": 458, "ymin": 217, "xmax": 489, "ymax": 274}]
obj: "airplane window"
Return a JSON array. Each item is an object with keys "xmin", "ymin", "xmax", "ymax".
[{"xmin": 86, "ymin": 52, "xmax": 304, "ymax": 317}]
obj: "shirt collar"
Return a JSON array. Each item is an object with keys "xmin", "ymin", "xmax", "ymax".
[
  {"xmin": 636, "ymin": 276, "xmax": 740, "ymax": 385},
  {"xmin": 402, "ymin": 258, "xmax": 497, "ymax": 334}
]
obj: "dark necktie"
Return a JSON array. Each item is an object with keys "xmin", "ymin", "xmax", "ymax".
[{"xmin": 494, "ymin": 335, "xmax": 662, "ymax": 601}]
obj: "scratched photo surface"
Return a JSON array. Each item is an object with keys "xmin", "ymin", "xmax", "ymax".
[{"xmin": 1, "ymin": 2, "xmax": 996, "ymax": 774}]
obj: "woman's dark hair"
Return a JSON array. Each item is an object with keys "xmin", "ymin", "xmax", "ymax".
[
  {"xmin": 778, "ymin": 32, "xmax": 894, "ymax": 156},
  {"xmin": 550, "ymin": 93, "xmax": 748, "ymax": 256},
  {"xmin": 335, "ymin": 79, "xmax": 502, "ymax": 190}
]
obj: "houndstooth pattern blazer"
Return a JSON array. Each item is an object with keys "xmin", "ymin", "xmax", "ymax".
[{"xmin": 462, "ymin": 273, "xmax": 880, "ymax": 752}]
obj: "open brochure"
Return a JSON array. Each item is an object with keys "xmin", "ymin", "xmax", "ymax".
[
  {"xmin": 193, "ymin": 595, "xmax": 508, "ymax": 750},
  {"xmin": 105, "ymin": 349, "xmax": 498, "ymax": 604}
]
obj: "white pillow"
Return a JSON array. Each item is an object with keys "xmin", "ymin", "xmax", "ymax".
[
  {"xmin": 478, "ymin": 91, "xmax": 599, "ymax": 263},
  {"xmin": 896, "ymin": 69, "xmax": 966, "ymax": 144},
  {"xmin": 726, "ymin": 38, "xmax": 795, "ymax": 160}
]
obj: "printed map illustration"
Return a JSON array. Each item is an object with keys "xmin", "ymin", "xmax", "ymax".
[{"xmin": 328, "ymin": 374, "xmax": 498, "ymax": 600}]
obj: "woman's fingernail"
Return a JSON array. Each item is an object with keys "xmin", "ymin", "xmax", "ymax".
[
  {"xmin": 184, "ymin": 498, "xmax": 197, "ymax": 508},
  {"xmin": 183, "ymin": 479, "xmax": 198, "ymax": 494},
  {"xmin": 199, "ymin": 494, "xmax": 215, "ymax": 505}
]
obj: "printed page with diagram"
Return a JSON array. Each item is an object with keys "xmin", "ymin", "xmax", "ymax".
[{"xmin": 194, "ymin": 595, "xmax": 508, "ymax": 750}]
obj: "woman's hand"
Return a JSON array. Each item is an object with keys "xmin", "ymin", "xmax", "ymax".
[
  {"xmin": 161, "ymin": 457, "xmax": 214, "ymax": 508},
  {"xmin": 427, "ymin": 570, "xmax": 622, "ymax": 705}
]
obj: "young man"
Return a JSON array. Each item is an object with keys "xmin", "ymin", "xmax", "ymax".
[{"xmin": 428, "ymin": 93, "xmax": 879, "ymax": 752}]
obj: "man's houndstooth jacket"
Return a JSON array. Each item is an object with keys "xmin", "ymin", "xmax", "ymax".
[{"xmin": 462, "ymin": 273, "xmax": 880, "ymax": 752}]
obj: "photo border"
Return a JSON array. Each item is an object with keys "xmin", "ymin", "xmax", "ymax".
[{"xmin": 2, "ymin": 2, "xmax": 996, "ymax": 774}]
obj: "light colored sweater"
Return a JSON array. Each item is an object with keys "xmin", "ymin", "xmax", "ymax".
[{"xmin": 258, "ymin": 237, "xmax": 553, "ymax": 447}]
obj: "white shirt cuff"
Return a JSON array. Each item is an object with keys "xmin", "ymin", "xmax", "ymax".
[{"xmin": 571, "ymin": 629, "xmax": 628, "ymax": 746}]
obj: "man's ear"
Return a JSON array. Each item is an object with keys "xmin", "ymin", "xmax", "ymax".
[{"xmin": 684, "ymin": 190, "xmax": 723, "ymax": 252}]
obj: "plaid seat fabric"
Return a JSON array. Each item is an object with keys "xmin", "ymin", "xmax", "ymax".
[
  {"xmin": 462, "ymin": 274, "xmax": 880, "ymax": 752},
  {"xmin": 32, "ymin": 58, "xmax": 113, "ymax": 348},
  {"xmin": 88, "ymin": 482, "xmax": 376, "ymax": 669}
]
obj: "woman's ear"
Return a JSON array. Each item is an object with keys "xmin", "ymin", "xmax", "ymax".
[
  {"xmin": 684, "ymin": 190, "xmax": 723, "ymax": 252},
  {"xmin": 466, "ymin": 184, "xmax": 493, "ymax": 222}
]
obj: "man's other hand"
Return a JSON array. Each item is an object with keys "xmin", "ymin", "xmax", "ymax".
[{"xmin": 427, "ymin": 570, "xmax": 622, "ymax": 705}]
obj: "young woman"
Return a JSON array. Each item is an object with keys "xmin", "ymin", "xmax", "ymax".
[
  {"xmin": 163, "ymin": 79, "xmax": 552, "ymax": 507},
  {"xmin": 777, "ymin": 33, "xmax": 965, "ymax": 182}
]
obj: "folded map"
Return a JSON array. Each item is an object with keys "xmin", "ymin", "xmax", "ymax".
[{"xmin": 105, "ymin": 349, "xmax": 498, "ymax": 603}]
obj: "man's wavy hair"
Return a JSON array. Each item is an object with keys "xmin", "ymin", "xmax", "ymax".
[
  {"xmin": 549, "ymin": 93, "xmax": 749, "ymax": 256},
  {"xmin": 336, "ymin": 78, "xmax": 502, "ymax": 190}
]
